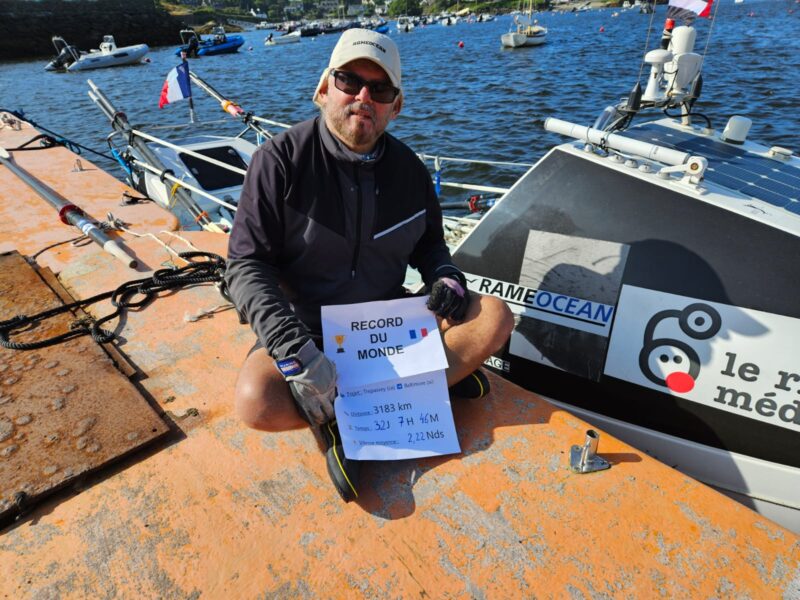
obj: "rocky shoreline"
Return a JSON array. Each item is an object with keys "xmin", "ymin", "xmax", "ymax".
[{"xmin": 0, "ymin": 0, "xmax": 186, "ymax": 61}]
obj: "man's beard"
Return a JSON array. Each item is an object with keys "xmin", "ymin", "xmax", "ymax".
[{"xmin": 324, "ymin": 102, "xmax": 382, "ymax": 149}]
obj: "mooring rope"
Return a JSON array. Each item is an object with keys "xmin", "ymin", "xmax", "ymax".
[{"xmin": 0, "ymin": 252, "xmax": 226, "ymax": 351}]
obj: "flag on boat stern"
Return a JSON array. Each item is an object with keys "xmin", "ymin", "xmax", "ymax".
[
  {"xmin": 667, "ymin": 0, "xmax": 713, "ymax": 24},
  {"xmin": 158, "ymin": 61, "xmax": 192, "ymax": 109}
]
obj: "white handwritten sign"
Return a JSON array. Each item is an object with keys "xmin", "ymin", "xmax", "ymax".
[
  {"xmin": 322, "ymin": 297, "xmax": 459, "ymax": 461},
  {"xmin": 334, "ymin": 371, "xmax": 460, "ymax": 460},
  {"xmin": 321, "ymin": 296, "xmax": 448, "ymax": 389}
]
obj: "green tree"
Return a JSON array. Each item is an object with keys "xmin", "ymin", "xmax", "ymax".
[{"xmin": 388, "ymin": 0, "xmax": 421, "ymax": 16}]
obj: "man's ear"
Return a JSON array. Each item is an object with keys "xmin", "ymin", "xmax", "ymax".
[
  {"xmin": 318, "ymin": 79, "xmax": 329, "ymax": 104},
  {"xmin": 391, "ymin": 95, "xmax": 403, "ymax": 120}
]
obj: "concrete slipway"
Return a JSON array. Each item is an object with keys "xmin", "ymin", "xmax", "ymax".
[{"xmin": 0, "ymin": 113, "xmax": 798, "ymax": 598}]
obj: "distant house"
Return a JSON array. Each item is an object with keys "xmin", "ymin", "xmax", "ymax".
[
  {"xmin": 285, "ymin": 0, "xmax": 304, "ymax": 15},
  {"xmin": 318, "ymin": 0, "xmax": 340, "ymax": 14}
]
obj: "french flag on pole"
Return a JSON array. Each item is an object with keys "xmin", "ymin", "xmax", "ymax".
[
  {"xmin": 158, "ymin": 60, "xmax": 192, "ymax": 109},
  {"xmin": 667, "ymin": 0, "xmax": 713, "ymax": 24}
]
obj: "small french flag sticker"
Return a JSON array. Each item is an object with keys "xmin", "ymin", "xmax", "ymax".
[{"xmin": 409, "ymin": 328, "xmax": 428, "ymax": 339}]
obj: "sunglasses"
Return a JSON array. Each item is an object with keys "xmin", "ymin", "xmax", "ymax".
[{"xmin": 329, "ymin": 69, "xmax": 400, "ymax": 104}]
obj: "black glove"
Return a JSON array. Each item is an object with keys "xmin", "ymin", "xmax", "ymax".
[
  {"xmin": 427, "ymin": 272, "xmax": 470, "ymax": 322},
  {"xmin": 276, "ymin": 339, "xmax": 337, "ymax": 425}
]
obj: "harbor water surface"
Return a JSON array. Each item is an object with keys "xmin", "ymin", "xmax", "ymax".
[{"xmin": 0, "ymin": 0, "xmax": 798, "ymax": 195}]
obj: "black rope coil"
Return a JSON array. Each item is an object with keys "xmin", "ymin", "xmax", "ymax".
[{"xmin": 0, "ymin": 252, "xmax": 226, "ymax": 351}]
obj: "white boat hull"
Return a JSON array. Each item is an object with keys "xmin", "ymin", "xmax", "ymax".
[
  {"xmin": 66, "ymin": 44, "xmax": 149, "ymax": 71},
  {"xmin": 265, "ymin": 31, "xmax": 301, "ymax": 45},
  {"xmin": 501, "ymin": 31, "xmax": 547, "ymax": 48},
  {"xmin": 136, "ymin": 135, "xmax": 257, "ymax": 226}
]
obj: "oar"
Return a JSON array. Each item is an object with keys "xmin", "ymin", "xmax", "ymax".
[
  {"xmin": 188, "ymin": 71, "xmax": 275, "ymax": 138},
  {"xmin": 87, "ymin": 79, "xmax": 215, "ymax": 230},
  {"xmin": 0, "ymin": 146, "xmax": 137, "ymax": 268}
]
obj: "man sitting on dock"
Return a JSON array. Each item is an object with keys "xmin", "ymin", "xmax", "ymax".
[{"xmin": 225, "ymin": 29, "xmax": 514, "ymax": 502}]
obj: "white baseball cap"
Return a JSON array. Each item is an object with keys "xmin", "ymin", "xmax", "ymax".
[{"xmin": 312, "ymin": 28, "xmax": 402, "ymax": 106}]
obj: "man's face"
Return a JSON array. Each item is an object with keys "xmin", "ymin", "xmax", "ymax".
[{"xmin": 318, "ymin": 58, "xmax": 402, "ymax": 154}]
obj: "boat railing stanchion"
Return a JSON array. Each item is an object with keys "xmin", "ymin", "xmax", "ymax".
[{"xmin": 569, "ymin": 430, "xmax": 611, "ymax": 474}]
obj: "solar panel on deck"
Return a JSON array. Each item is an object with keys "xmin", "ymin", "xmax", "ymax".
[{"xmin": 621, "ymin": 124, "xmax": 800, "ymax": 213}]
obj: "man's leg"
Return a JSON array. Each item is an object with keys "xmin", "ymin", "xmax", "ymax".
[
  {"xmin": 233, "ymin": 348, "xmax": 306, "ymax": 431},
  {"xmin": 440, "ymin": 294, "xmax": 514, "ymax": 387},
  {"xmin": 233, "ymin": 346, "xmax": 360, "ymax": 502}
]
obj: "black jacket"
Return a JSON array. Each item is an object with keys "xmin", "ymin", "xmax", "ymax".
[{"xmin": 226, "ymin": 117, "xmax": 460, "ymax": 359}]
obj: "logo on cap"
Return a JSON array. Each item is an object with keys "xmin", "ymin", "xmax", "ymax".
[{"xmin": 353, "ymin": 40, "xmax": 386, "ymax": 53}]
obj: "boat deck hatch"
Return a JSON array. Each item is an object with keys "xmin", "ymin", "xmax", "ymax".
[
  {"xmin": 179, "ymin": 146, "xmax": 247, "ymax": 191},
  {"xmin": 0, "ymin": 252, "xmax": 169, "ymax": 525}
]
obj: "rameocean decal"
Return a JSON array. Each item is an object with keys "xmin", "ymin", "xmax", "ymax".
[
  {"xmin": 605, "ymin": 285, "xmax": 800, "ymax": 432},
  {"xmin": 465, "ymin": 274, "xmax": 615, "ymax": 336}
]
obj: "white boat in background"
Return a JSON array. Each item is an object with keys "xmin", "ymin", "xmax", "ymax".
[
  {"xmin": 397, "ymin": 17, "xmax": 415, "ymax": 32},
  {"xmin": 45, "ymin": 35, "xmax": 149, "ymax": 72},
  {"xmin": 501, "ymin": 0, "xmax": 547, "ymax": 48},
  {"xmin": 501, "ymin": 23, "xmax": 547, "ymax": 48},
  {"xmin": 265, "ymin": 30, "xmax": 301, "ymax": 45}
]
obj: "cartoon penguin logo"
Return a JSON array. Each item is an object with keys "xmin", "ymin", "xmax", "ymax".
[{"xmin": 638, "ymin": 303, "xmax": 721, "ymax": 394}]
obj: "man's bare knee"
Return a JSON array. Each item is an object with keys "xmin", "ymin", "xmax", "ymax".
[
  {"xmin": 234, "ymin": 350, "xmax": 306, "ymax": 432},
  {"xmin": 482, "ymin": 295, "xmax": 515, "ymax": 351}
]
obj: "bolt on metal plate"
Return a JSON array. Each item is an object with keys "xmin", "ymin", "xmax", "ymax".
[{"xmin": 569, "ymin": 429, "xmax": 611, "ymax": 474}]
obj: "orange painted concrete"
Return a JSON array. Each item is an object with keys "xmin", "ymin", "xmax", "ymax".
[{"xmin": 1, "ymin": 114, "xmax": 799, "ymax": 598}]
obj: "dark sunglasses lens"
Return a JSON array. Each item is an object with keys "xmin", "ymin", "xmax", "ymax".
[
  {"xmin": 369, "ymin": 84, "xmax": 397, "ymax": 103},
  {"xmin": 333, "ymin": 71, "xmax": 397, "ymax": 103},
  {"xmin": 334, "ymin": 71, "xmax": 361, "ymax": 95}
]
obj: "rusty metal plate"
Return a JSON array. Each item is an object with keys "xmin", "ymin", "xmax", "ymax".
[{"xmin": 0, "ymin": 252, "xmax": 168, "ymax": 524}]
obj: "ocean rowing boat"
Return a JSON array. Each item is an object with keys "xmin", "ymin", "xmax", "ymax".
[{"xmin": 457, "ymin": 20, "xmax": 800, "ymax": 533}]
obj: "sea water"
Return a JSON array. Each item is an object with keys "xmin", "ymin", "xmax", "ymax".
[{"xmin": 0, "ymin": 0, "xmax": 797, "ymax": 196}]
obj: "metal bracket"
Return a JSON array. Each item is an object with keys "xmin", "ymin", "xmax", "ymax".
[
  {"xmin": 569, "ymin": 430, "xmax": 611, "ymax": 474},
  {"xmin": 658, "ymin": 155, "xmax": 707, "ymax": 185}
]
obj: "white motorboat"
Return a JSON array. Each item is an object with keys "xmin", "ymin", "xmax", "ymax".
[
  {"xmin": 458, "ymin": 21, "xmax": 800, "ymax": 533},
  {"xmin": 265, "ymin": 30, "xmax": 301, "ymax": 45},
  {"xmin": 45, "ymin": 35, "xmax": 149, "ymax": 72},
  {"xmin": 397, "ymin": 17, "xmax": 415, "ymax": 32}
]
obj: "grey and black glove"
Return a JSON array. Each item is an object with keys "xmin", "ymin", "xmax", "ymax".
[
  {"xmin": 427, "ymin": 272, "xmax": 470, "ymax": 322},
  {"xmin": 275, "ymin": 339, "xmax": 337, "ymax": 425}
]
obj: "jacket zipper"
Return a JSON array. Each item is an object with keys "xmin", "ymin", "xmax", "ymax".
[{"xmin": 350, "ymin": 165, "xmax": 362, "ymax": 279}]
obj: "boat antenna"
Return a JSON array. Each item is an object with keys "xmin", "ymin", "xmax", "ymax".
[
  {"xmin": 636, "ymin": 1, "xmax": 662, "ymax": 83},
  {"xmin": 698, "ymin": 0, "xmax": 723, "ymax": 71}
]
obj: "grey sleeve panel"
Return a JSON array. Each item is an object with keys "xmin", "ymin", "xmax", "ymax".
[
  {"xmin": 224, "ymin": 258, "xmax": 310, "ymax": 359},
  {"xmin": 225, "ymin": 144, "xmax": 311, "ymax": 359}
]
